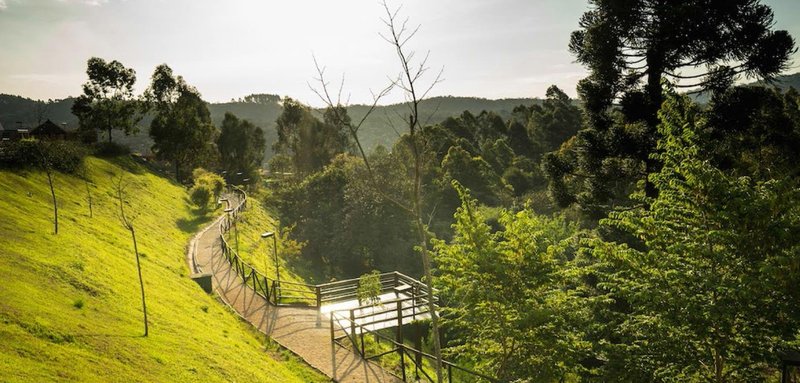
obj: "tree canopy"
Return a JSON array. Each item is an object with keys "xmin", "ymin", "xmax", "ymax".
[{"xmin": 72, "ymin": 57, "xmax": 142, "ymax": 143}]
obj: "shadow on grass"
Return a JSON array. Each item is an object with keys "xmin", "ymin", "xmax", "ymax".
[
  {"xmin": 176, "ymin": 214, "xmax": 212, "ymax": 234},
  {"xmin": 71, "ymin": 332, "xmax": 144, "ymax": 339},
  {"xmin": 107, "ymin": 156, "xmax": 146, "ymax": 175}
]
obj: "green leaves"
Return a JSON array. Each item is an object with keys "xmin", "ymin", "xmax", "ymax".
[
  {"xmin": 434, "ymin": 184, "xmax": 588, "ymax": 381},
  {"xmin": 592, "ymin": 93, "xmax": 800, "ymax": 382}
]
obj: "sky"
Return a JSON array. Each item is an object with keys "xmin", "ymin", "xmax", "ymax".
[{"xmin": 1, "ymin": 0, "xmax": 799, "ymax": 106}]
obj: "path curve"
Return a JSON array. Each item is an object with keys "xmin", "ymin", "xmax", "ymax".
[{"xmin": 187, "ymin": 197, "xmax": 401, "ymax": 383}]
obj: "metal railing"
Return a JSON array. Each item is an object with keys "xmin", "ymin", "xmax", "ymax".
[
  {"xmin": 329, "ymin": 299, "xmax": 496, "ymax": 383},
  {"xmin": 217, "ymin": 187, "xmax": 318, "ymax": 306},
  {"xmin": 214, "ymin": 187, "xmax": 496, "ymax": 382}
]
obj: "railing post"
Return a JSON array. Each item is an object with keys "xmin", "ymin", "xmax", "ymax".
[
  {"xmin": 350, "ymin": 309, "xmax": 356, "ymax": 353},
  {"xmin": 448, "ymin": 364, "xmax": 453, "ymax": 383},
  {"xmin": 397, "ymin": 300, "xmax": 406, "ymax": 381},
  {"xmin": 360, "ymin": 330, "xmax": 365, "ymax": 357},
  {"xmin": 315, "ymin": 286, "xmax": 322, "ymax": 328}
]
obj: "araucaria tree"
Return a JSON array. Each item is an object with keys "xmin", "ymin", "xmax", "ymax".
[
  {"xmin": 544, "ymin": 0, "xmax": 796, "ymax": 216},
  {"xmin": 146, "ymin": 64, "xmax": 217, "ymax": 183},
  {"xmin": 217, "ymin": 112, "xmax": 266, "ymax": 184},
  {"xmin": 72, "ymin": 57, "xmax": 142, "ymax": 143}
]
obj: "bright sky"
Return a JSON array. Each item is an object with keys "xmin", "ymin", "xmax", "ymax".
[{"xmin": 1, "ymin": 0, "xmax": 799, "ymax": 106}]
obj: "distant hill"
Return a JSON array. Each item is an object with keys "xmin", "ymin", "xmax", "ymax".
[
  {"xmin": 0, "ymin": 94, "xmax": 539, "ymax": 158},
  {"xmin": 689, "ymin": 72, "xmax": 800, "ymax": 104}
]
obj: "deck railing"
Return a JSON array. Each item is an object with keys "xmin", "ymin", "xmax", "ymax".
[{"xmin": 214, "ymin": 186, "xmax": 496, "ymax": 382}]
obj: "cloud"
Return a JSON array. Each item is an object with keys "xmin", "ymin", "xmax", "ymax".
[{"xmin": 0, "ymin": 0, "xmax": 7, "ymax": 11}]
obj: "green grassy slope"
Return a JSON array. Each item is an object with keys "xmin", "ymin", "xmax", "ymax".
[
  {"xmin": 0, "ymin": 156, "xmax": 326, "ymax": 382},
  {"xmin": 224, "ymin": 194, "xmax": 318, "ymax": 299}
]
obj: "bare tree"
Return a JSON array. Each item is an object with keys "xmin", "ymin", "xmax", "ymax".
[
  {"xmin": 78, "ymin": 167, "xmax": 94, "ymax": 218},
  {"xmin": 113, "ymin": 175, "xmax": 148, "ymax": 337},
  {"xmin": 36, "ymin": 143, "xmax": 59, "ymax": 234},
  {"xmin": 310, "ymin": 2, "xmax": 445, "ymax": 381}
]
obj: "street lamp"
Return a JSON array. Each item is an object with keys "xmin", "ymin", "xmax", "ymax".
[
  {"xmin": 224, "ymin": 207, "xmax": 238, "ymax": 254},
  {"xmin": 261, "ymin": 231, "xmax": 280, "ymax": 301}
]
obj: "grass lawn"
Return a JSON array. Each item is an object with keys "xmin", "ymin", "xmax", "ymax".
[
  {"xmin": 223, "ymin": 193, "xmax": 317, "ymax": 303},
  {"xmin": 0, "ymin": 156, "xmax": 327, "ymax": 382}
]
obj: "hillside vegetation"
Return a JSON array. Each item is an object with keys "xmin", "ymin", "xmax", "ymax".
[{"xmin": 0, "ymin": 156, "xmax": 326, "ymax": 382}]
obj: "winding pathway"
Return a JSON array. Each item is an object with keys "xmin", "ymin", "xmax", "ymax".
[{"xmin": 187, "ymin": 201, "xmax": 401, "ymax": 383}]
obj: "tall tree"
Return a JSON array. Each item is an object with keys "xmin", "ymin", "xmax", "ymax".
[
  {"xmin": 526, "ymin": 85, "xmax": 582, "ymax": 158},
  {"xmin": 146, "ymin": 64, "xmax": 217, "ymax": 182},
  {"xmin": 434, "ymin": 183, "xmax": 588, "ymax": 382},
  {"xmin": 217, "ymin": 112, "xmax": 266, "ymax": 185},
  {"xmin": 545, "ymin": 0, "xmax": 795, "ymax": 216},
  {"xmin": 591, "ymin": 94, "xmax": 800, "ymax": 381},
  {"xmin": 273, "ymin": 98, "xmax": 352, "ymax": 175},
  {"xmin": 72, "ymin": 57, "xmax": 141, "ymax": 143}
]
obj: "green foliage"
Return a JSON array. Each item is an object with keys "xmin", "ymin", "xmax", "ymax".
[
  {"xmin": 434, "ymin": 182, "xmax": 588, "ymax": 382},
  {"xmin": 357, "ymin": 270, "xmax": 382, "ymax": 306},
  {"xmin": 546, "ymin": 0, "xmax": 796, "ymax": 216},
  {"xmin": 217, "ymin": 112, "xmax": 266, "ymax": 185},
  {"xmin": 274, "ymin": 153, "xmax": 418, "ymax": 279},
  {"xmin": 0, "ymin": 139, "xmax": 87, "ymax": 173},
  {"xmin": 71, "ymin": 57, "xmax": 142, "ymax": 143},
  {"xmin": 189, "ymin": 168, "xmax": 225, "ymax": 209},
  {"xmin": 588, "ymin": 94, "xmax": 800, "ymax": 382},
  {"xmin": 189, "ymin": 184, "xmax": 212, "ymax": 210},
  {"xmin": 92, "ymin": 141, "xmax": 131, "ymax": 157},
  {"xmin": 146, "ymin": 64, "xmax": 218, "ymax": 183},
  {"xmin": 522, "ymin": 85, "xmax": 582, "ymax": 158},
  {"xmin": 273, "ymin": 98, "xmax": 352, "ymax": 175}
]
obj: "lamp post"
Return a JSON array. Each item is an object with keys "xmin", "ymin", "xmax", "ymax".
[
  {"xmin": 224, "ymin": 207, "xmax": 238, "ymax": 254},
  {"xmin": 261, "ymin": 231, "xmax": 280, "ymax": 302}
]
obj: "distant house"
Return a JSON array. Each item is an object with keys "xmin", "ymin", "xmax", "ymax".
[
  {"xmin": 30, "ymin": 120, "xmax": 68, "ymax": 140},
  {"xmin": 0, "ymin": 122, "xmax": 31, "ymax": 142}
]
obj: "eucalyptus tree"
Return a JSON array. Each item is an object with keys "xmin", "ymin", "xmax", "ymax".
[
  {"xmin": 145, "ymin": 64, "xmax": 217, "ymax": 182},
  {"xmin": 217, "ymin": 112, "xmax": 266, "ymax": 184},
  {"xmin": 72, "ymin": 57, "xmax": 142, "ymax": 143}
]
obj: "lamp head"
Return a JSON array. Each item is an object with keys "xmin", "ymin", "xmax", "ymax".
[{"xmin": 261, "ymin": 232, "xmax": 274, "ymax": 239}]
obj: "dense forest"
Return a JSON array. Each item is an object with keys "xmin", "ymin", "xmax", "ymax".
[{"xmin": 3, "ymin": 0, "xmax": 800, "ymax": 382}]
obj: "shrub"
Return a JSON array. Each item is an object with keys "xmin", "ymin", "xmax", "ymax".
[
  {"xmin": 72, "ymin": 298, "xmax": 85, "ymax": 309},
  {"xmin": 190, "ymin": 185, "xmax": 212, "ymax": 210},
  {"xmin": 357, "ymin": 270, "xmax": 382, "ymax": 306},
  {"xmin": 191, "ymin": 168, "xmax": 226, "ymax": 201},
  {"xmin": 93, "ymin": 141, "xmax": 131, "ymax": 157},
  {"xmin": 0, "ymin": 139, "xmax": 87, "ymax": 173}
]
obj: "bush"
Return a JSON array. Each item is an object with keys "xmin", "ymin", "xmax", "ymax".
[
  {"xmin": 0, "ymin": 139, "xmax": 87, "ymax": 173},
  {"xmin": 192, "ymin": 168, "xmax": 226, "ymax": 200},
  {"xmin": 190, "ymin": 185, "xmax": 212, "ymax": 210},
  {"xmin": 357, "ymin": 270, "xmax": 382, "ymax": 306},
  {"xmin": 93, "ymin": 141, "xmax": 131, "ymax": 157}
]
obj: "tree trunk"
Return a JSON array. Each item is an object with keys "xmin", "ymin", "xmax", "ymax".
[
  {"xmin": 131, "ymin": 227, "xmax": 148, "ymax": 337},
  {"xmin": 46, "ymin": 170, "xmax": 58, "ymax": 235},
  {"xmin": 644, "ymin": 47, "xmax": 665, "ymax": 199}
]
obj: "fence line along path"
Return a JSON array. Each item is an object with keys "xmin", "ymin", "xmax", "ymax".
[{"xmin": 188, "ymin": 192, "xmax": 401, "ymax": 383}]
